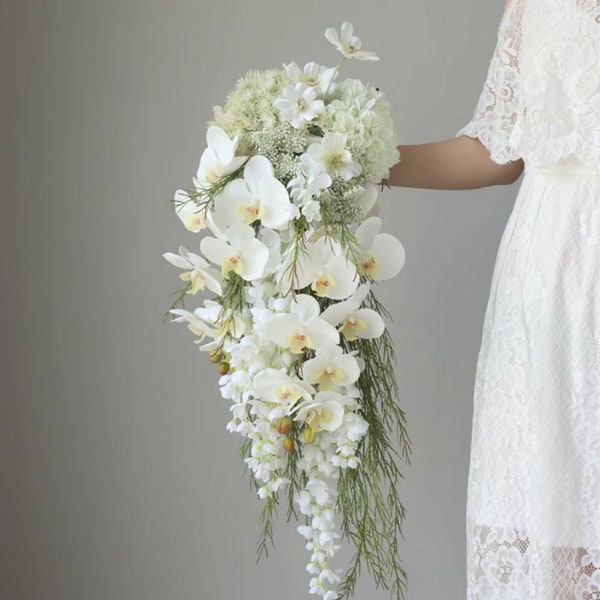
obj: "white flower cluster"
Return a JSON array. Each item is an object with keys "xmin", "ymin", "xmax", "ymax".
[{"xmin": 164, "ymin": 22, "xmax": 405, "ymax": 600}]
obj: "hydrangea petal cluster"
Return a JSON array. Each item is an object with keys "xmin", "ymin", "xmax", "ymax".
[{"xmin": 164, "ymin": 21, "xmax": 408, "ymax": 600}]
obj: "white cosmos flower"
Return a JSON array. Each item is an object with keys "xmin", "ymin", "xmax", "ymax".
[
  {"xmin": 195, "ymin": 126, "xmax": 247, "ymax": 190},
  {"xmin": 173, "ymin": 190, "xmax": 207, "ymax": 232},
  {"xmin": 292, "ymin": 236, "xmax": 359, "ymax": 300},
  {"xmin": 303, "ymin": 133, "xmax": 361, "ymax": 182},
  {"xmin": 283, "ymin": 61, "xmax": 337, "ymax": 94},
  {"xmin": 301, "ymin": 346, "xmax": 361, "ymax": 391},
  {"xmin": 321, "ymin": 283, "xmax": 385, "ymax": 341},
  {"xmin": 253, "ymin": 368, "xmax": 315, "ymax": 409},
  {"xmin": 162, "ymin": 245, "xmax": 222, "ymax": 296},
  {"xmin": 324, "ymin": 22, "xmax": 379, "ymax": 61},
  {"xmin": 274, "ymin": 82, "xmax": 325, "ymax": 129},
  {"xmin": 200, "ymin": 223, "xmax": 269, "ymax": 281},
  {"xmin": 354, "ymin": 217, "xmax": 406, "ymax": 280},
  {"xmin": 262, "ymin": 294, "xmax": 339, "ymax": 354},
  {"xmin": 214, "ymin": 155, "xmax": 295, "ymax": 230},
  {"xmin": 294, "ymin": 391, "xmax": 346, "ymax": 432}
]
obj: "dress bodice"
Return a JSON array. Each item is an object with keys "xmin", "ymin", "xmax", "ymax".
[{"xmin": 456, "ymin": 0, "xmax": 600, "ymax": 170}]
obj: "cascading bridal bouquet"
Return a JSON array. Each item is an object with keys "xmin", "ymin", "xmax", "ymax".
[{"xmin": 163, "ymin": 21, "xmax": 412, "ymax": 600}]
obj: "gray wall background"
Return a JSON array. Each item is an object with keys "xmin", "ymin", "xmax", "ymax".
[{"xmin": 1, "ymin": 1, "xmax": 522, "ymax": 598}]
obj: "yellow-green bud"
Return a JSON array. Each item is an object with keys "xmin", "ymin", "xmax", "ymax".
[
  {"xmin": 303, "ymin": 428, "xmax": 317, "ymax": 444},
  {"xmin": 275, "ymin": 417, "xmax": 293, "ymax": 435},
  {"xmin": 209, "ymin": 350, "xmax": 224, "ymax": 364},
  {"xmin": 218, "ymin": 361, "xmax": 230, "ymax": 375}
]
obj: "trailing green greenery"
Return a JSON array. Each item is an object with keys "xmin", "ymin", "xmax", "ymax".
[{"xmin": 336, "ymin": 290, "xmax": 412, "ymax": 600}]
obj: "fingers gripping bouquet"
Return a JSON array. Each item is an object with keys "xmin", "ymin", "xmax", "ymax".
[{"xmin": 164, "ymin": 21, "xmax": 412, "ymax": 600}]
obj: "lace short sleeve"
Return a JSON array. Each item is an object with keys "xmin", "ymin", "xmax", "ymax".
[{"xmin": 455, "ymin": 0, "xmax": 525, "ymax": 164}]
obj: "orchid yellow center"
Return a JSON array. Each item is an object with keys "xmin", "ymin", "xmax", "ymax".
[
  {"xmin": 276, "ymin": 386, "xmax": 302, "ymax": 403},
  {"xmin": 205, "ymin": 161, "xmax": 224, "ymax": 184},
  {"xmin": 184, "ymin": 212, "xmax": 206, "ymax": 232},
  {"xmin": 311, "ymin": 274, "xmax": 336, "ymax": 297},
  {"xmin": 238, "ymin": 201, "xmax": 264, "ymax": 224},
  {"xmin": 305, "ymin": 406, "xmax": 335, "ymax": 432},
  {"xmin": 288, "ymin": 329, "xmax": 312, "ymax": 354},
  {"xmin": 357, "ymin": 253, "xmax": 380, "ymax": 278},
  {"xmin": 316, "ymin": 365, "xmax": 344, "ymax": 390},
  {"xmin": 180, "ymin": 270, "xmax": 206, "ymax": 295},
  {"xmin": 222, "ymin": 253, "xmax": 243, "ymax": 278},
  {"xmin": 339, "ymin": 315, "xmax": 368, "ymax": 341}
]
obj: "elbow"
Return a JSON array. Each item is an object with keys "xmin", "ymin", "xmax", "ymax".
[{"xmin": 497, "ymin": 159, "xmax": 524, "ymax": 186}]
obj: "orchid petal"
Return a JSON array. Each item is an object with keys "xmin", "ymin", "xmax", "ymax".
[
  {"xmin": 258, "ymin": 178, "xmax": 293, "ymax": 229},
  {"xmin": 370, "ymin": 233, "xmax": 406, "ymax": 280},
  {"xmin": 355, "ymin": 216, "xmax": 382, "ymax": 250},
  {"xmin": 207, "ymin": 125, "xmax": 235, "ymax": 163},
  {"xmin": 244, "ymin": 155, "xmax": 274, "ymax": 194}
]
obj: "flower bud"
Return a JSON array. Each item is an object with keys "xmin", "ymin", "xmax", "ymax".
[
  {"xmin": 303, "ymin": 427, "xmax": 317, "ymax": 444},
  {"xmin": 209, "ymin": 349, "xmax": 224, "ymax": 364},
  {"xmin": 275, "ymin": 417, "xmax": 293, "ymax": 435},
  {"xmin": 282, "ymin": 436, "xmax": 295, "ymax": 453},
  {"xmin": 218, "ymin": 361, "xmax": 230, "ymax": 375}
]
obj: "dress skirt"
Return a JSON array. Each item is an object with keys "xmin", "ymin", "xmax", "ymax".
[{"xmin": 467, "ymin": 155, "xmax": 600, "ymax": 599}]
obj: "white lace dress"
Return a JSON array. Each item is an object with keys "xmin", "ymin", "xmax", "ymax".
[{"xmin": 455, "ymin": 0, "xmax": 600, "ymax": 597}]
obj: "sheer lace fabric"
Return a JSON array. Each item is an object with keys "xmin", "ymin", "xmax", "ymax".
[
  {"xmin": 455, "ymin": 1, "xmax": 600, "ymax": 598},
  {"xmin": 466, "ymin": 162, "xmax": 600, "ymax": 598},
  {"xmin": 456, "ymin": 0, "xmax": 600, "ymax": 168}
]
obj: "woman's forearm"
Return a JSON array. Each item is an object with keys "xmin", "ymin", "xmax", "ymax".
[{"xmin": 386, "ymin": 135, "xmax": 524, "ymax": 190}]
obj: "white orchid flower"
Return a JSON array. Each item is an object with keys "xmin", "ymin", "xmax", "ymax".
[
  {"xmin": 200, "ymin": 223, "xmax": 270, "ymax": 281},
  {"xmin": 292, "ymin": 236, "xmax": 359, "ymax": 300},
  {"xmin": 173, "ymin": 190, "xmax": 207, "ymax": 232},
  {"xmin": 168, "ymin": 307, "xmax": 218, "ymax": 342},
  {"xmin": 283, "ymin": 61, "xmax": 337, "ymax": 94},
  {"xmin": 355, "ymin": 183, "xmax": 379, "ymax": 217},
  {"xmin": 195, "ymin": 126, "xmax": 247, "ymax": 190},
  {"xmin": 253, "ymin": 368, "xmax": 315, "ymax": 411},
  {"xmin": 303, "ymin": 133, "xmax": 361, "ymax": 182},
  {"xmin": 324, "ymin": 22, "xmax": 379, "ymax": 61},
  {"xmin": 301, "ymin": 346, "xmax": 361, "ymax": 391},
  {"xmin": 262, "ymin": 294, "xmax": 339, "ymax": 354},
  {"xmin": 294, "ymin": 391, "xmax": 346, "ymax": 432},
  {"xmin": 321, "ymin": 283, "xmax": 385, "ymax": 341},
  {"xmin": 195, "ymin": 299, "xmax": 246, "ymax": 339},
  {"xmin": 259, "ymin": 227, "xmax": 283, "ymax": 276},
  {"xmin": 354, "ymin": 216, "xmax": 406, "ymax": 280},
  {"xmin": 274, "ymin": 82, "xmax": 325, "ymax": 129},
  {"xmin": 163, "ymin": 245, "xmax": 223, "ymax": 296},
  {"xmin": 214, "ymin": 156, "xmax": 295, "ymax": 230}
]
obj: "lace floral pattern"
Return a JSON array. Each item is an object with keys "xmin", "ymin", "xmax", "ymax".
[
  {"xmin": 455, "ymin": 0, "xmax": 525, "ymax": 164},
  {"xmin": 456, "ymin": 0, "xmax": 600, "ymax": 170},
  {"xmin": 456, "ymin": 1, "xmax": 600, "ymax": 595},
  {"xmin": 465, "ymin": 163, "xmax": 600, "ymax": 598}
]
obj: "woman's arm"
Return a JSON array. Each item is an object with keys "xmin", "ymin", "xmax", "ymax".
[
  {"xmin": 387, "ymin": 0, "xmax": 523, "ymax": 191},
  {"xmin": 386, "ymin": 136, "xmax": 524, "ymax": 190}
]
